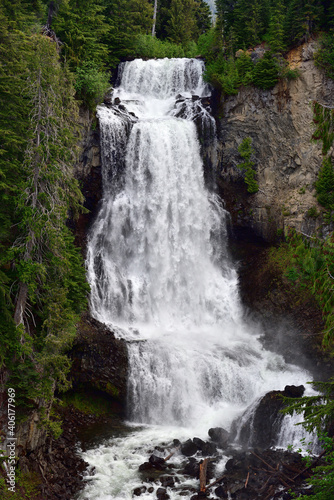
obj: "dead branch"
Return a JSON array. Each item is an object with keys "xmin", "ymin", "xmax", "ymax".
[{"xmin": 205, "ymin": 474, "xmax": 226, "ymax": 491}]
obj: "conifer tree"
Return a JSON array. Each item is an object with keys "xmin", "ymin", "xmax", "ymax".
[
  {"xmin": 267, "ymin": 0, "xmax": 286, "ymax": 54},
  {"xmin": 103, "ymin": 0, "xmax": 153, "ymax": 67},
  {"xmin": 52, "ymin": 0, "xmax": 109, "ymax": 67},
  {"xmin": 252, "ymin": 51, "xmax": 279, "ymax": 89},
  {"xmin": 167, "ymin": 0, "xmax": 199, "ymax": 45},
  {"xmin": 316, "ymin": 157, "xmax": 334, "ymax": 211}
]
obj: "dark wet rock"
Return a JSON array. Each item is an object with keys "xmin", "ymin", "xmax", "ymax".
[
  {"xmin": 183, "ymin": 457, "xmax": 200, "ymax": 478},
  {"xmin": 156, "ymin": 487, "xmax": 170, "ymax": 500},
  {"xmin": 149, "ymin": 454, "xmax": 167, "ymax": 469},
  {"xmin": 190, "ymin": 494, "xmax": 208, "ymax": 500},
  {"xmin": 215, "ymin": 485, "xmax": 228, "ymax": 498},
  {"xmin": 114, "ymin": 97, "xmax": 121, "ymax": 105},
  {"xmin": 160, "ymin": 475, "xmax": 175, "ymax": 488},
  {"xmin": 193, "ymin": 437, "xmax": 217, "ymax": 456},
  {"xmin": 193, "ymin": 437, "xmax": 206, "ymax": 450},
  {"xmin": 208, "ymin": 427, "xmax": 230, "ymax": 448},
  {"xmin": 148, "ymin": 487, "xmax": 154, "ymax": 493},
  {"xmin": 139, "ymin": 462, "xmax": 152, "ymax": 471},
  {"xmin": 284, "ymin": 385, "xmax": 305, "ymax": 398},
  {"xmin": 232, "ymin": 385, "xmax": 306, "ymax": 449},
  {"xmin": 104, "ymin": 95, "xmax": 112, "ymax": 105},
  {"xmin": 69, "ymin": 314, "xmax": 128, "ymax": 403},
  {"xmin": 181, "ymin": 439, "xmax": 198, "ymax": 457},
  {"xmin": 192, "ymin": 95, "xmax": 200, "ymax": 101},
  {"xmin": 173, "ymin": 439, "xmax": 181, "ymax": 447},
  {"xmin": 134, "ymin": 486, "xmax": 147, "ymax": 496},
  {"xmin": 201, "ymin": 441, "xmax": 217, "ymax": 455}
]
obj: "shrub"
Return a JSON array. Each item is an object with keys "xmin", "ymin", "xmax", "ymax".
[
  {"xmin": 75, "ymin": 61, "xmax": 110, "ymax": 111},
  {"xmin": 237, "ymin": 137, "xmax": 259, "ymax": 193}
]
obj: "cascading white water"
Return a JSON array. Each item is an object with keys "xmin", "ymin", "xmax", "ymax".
[{"xmin": 82, "ymin": 58, "xmax": 315, "ymax": 499}]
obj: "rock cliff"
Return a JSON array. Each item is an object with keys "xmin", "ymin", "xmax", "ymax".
[{"xmin": 218, "ymin": 41, "xmax": 334, "ymax": 242}]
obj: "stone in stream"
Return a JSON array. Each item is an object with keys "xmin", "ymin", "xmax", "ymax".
[
  {"xmin": 215, "ymin": 485, "xmax": 228, "ymax": 498},
  {"xmin": 183, "ymin": 457, "xmax": 200, "ymax": 478},
  {"xmin": 133, "ymin": 486, "xmax": 147, "ymax": 496},
  {"xmin": 149, "ymin": 454, "xmax": 167, "ymax": 469},
  {"xmin": 193, "ymin": 437, "xmax": 217, "ymax": 455},
  {"xmin": 160, "ymin": 475, "xmax": 175, "ymax": 488},
  {"xmin": 156, "ymin": 487, "xmax": 170, "ymax": 500},
  {"xmin": 208, "ymin": 427, "xmax": 230, "ymax": 448},
  {"xmin": 181, "ymin": 439, "xmax": 198, "ymax": 456}
]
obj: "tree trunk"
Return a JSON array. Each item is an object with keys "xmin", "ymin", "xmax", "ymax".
[
  {"xmin": 152, "ymin": 0, "xmax": 158, "ymax": 36},
  {"xmin": 13, "ymin": 69, "xmax": 41, "ymax": 330}
]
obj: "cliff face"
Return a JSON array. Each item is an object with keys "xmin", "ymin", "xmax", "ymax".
[{"xmin": 217, "ymin": 41, "xmax": 334, "ymax": 242}]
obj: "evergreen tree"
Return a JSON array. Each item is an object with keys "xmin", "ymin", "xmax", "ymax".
[
  {"xmin": 0, "ymin": 21, "xmax": 89, "ymax": 404},
  {"xmin": 195, "ymin": 0, "xmax": 212, "ymax": 35},
  {"xmin": 252, "ymin": 51, "xmax": 279, "ymax": 88},
  {"xmin": 316, "ymin": 157, "xmax": 334, "ymax": 211},
  {"xmin": 167, "ymin": 0, "xmax": 199, "ymax": 45},
  {"xmin": 267, "ymin": 0, "xmax": 286, "ymax": 53},
  {"xmin": 285, "ymin": 0, "xmax": 323, "ymax": 46},
  {"xmin": 52, "ymin": 0, "xmax": 109, "ymax": 68},
  {"xmin": 103, "ymin": 0, "xmax": 153, "ymax": 68}
]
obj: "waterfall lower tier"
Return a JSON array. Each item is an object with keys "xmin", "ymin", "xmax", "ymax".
[{"xmin": 82, "ymin": 58, "xmax": 315, "ymax": 499}]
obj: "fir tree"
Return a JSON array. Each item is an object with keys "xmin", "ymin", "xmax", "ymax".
[
  {"xmin": 167, "ymin": 0, "xmax": 199, "ymax": 45},
  {"xmin": 252, "ymin": 51, "xmax": 279, "ymax": 89},
  {"xmin": 52, "ymin": 0, "xmax": 109, "ymax": 68},
  {"xmin": 267, "ymin": 0, "xmax": 286, "ymax": 54},
  {"xmin": 316, "ymin": 157, "xmax": 334, "ymax": 211}
]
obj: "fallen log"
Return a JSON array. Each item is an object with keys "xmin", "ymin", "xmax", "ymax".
[{"xmin": 199, "ymin": 458, "xmax": 210, "ymax": 492}]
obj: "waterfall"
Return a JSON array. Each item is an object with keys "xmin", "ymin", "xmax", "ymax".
[{"xmin": 82, "ymin": 58, "xmax": 314, "ymax": 499}]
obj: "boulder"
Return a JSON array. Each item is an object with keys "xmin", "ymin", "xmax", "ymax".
[
  {"xmin": 181, "ymin": 439, "xmax": 198, "ymax": 457},
  {"xmin": 149, "ymin": 454, "xmax": 167, "ymax": 470},
  {"xmin": 208, "ymin": 427, "xmax": 230, "ymax": 448},
  {"xmin": 233, "ymin": 386, "xmax": 305, "ymax": 449}
]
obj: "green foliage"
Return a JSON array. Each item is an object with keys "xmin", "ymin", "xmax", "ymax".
[
  {"xmin": 315, "ymin": 31, "xmax": 334, "ymax": 80},
  {"xmin": 307, "ymin": 206, "xmax": 320, "ymax": 218},
  {"xmin": 312, "ymin": 102, "xmax": 334, "ymax": 155},
  {"xmin": 235, "ymin": 52, "xmax": 255, "ymax": 86},
  {"xmin": 315, "ymin": 157, "xmax": 334, "ymax": 212},
  {"xmin": 103, "ymin": 0, "xmax": 154, "ymax": 69},
  {"xmin": 75, "ymin": 62, "xmax": 110, "ymax": 111},
  {"xmin": 52, "ymin": 0, "xmax": 109, "ymax": 68},
  {"xmin": 267, "ymin": 0, "xmax": 286, "ymax": 54},
  {"xmin": 134, "ymin": 34, "xmax": 198, "ymax": 59},
  {"xmin": 272, "ymin": 229, "xmax": 334, "ymax": 351},
  {"xmin": 299, "ymin": 433, "xmax": 334, "ymax": 500},
  {"xmin": 283, "ymin": 375, "xmax": 334, "ymax": 500},
  {"xmin": 0, "ymin": 20, "xmax": 89, "ymax": 409},
  {"xmin": 62, "ymin": 390, "xmax": 117, "ymax": 416},
  {"xmin": 0, "ymin": 469, "xmax": 41, "ymax": 500},
  {"xmin": 167, "ymin": 0, "xmax": 201, "ymax": 45},
  {"xmin": 252, "ymin": 51, "xmax": 279, "ymax": 89},
  {"xmin": 237, "ymin": 137, "xmax": 259, "ymax": 193}
]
